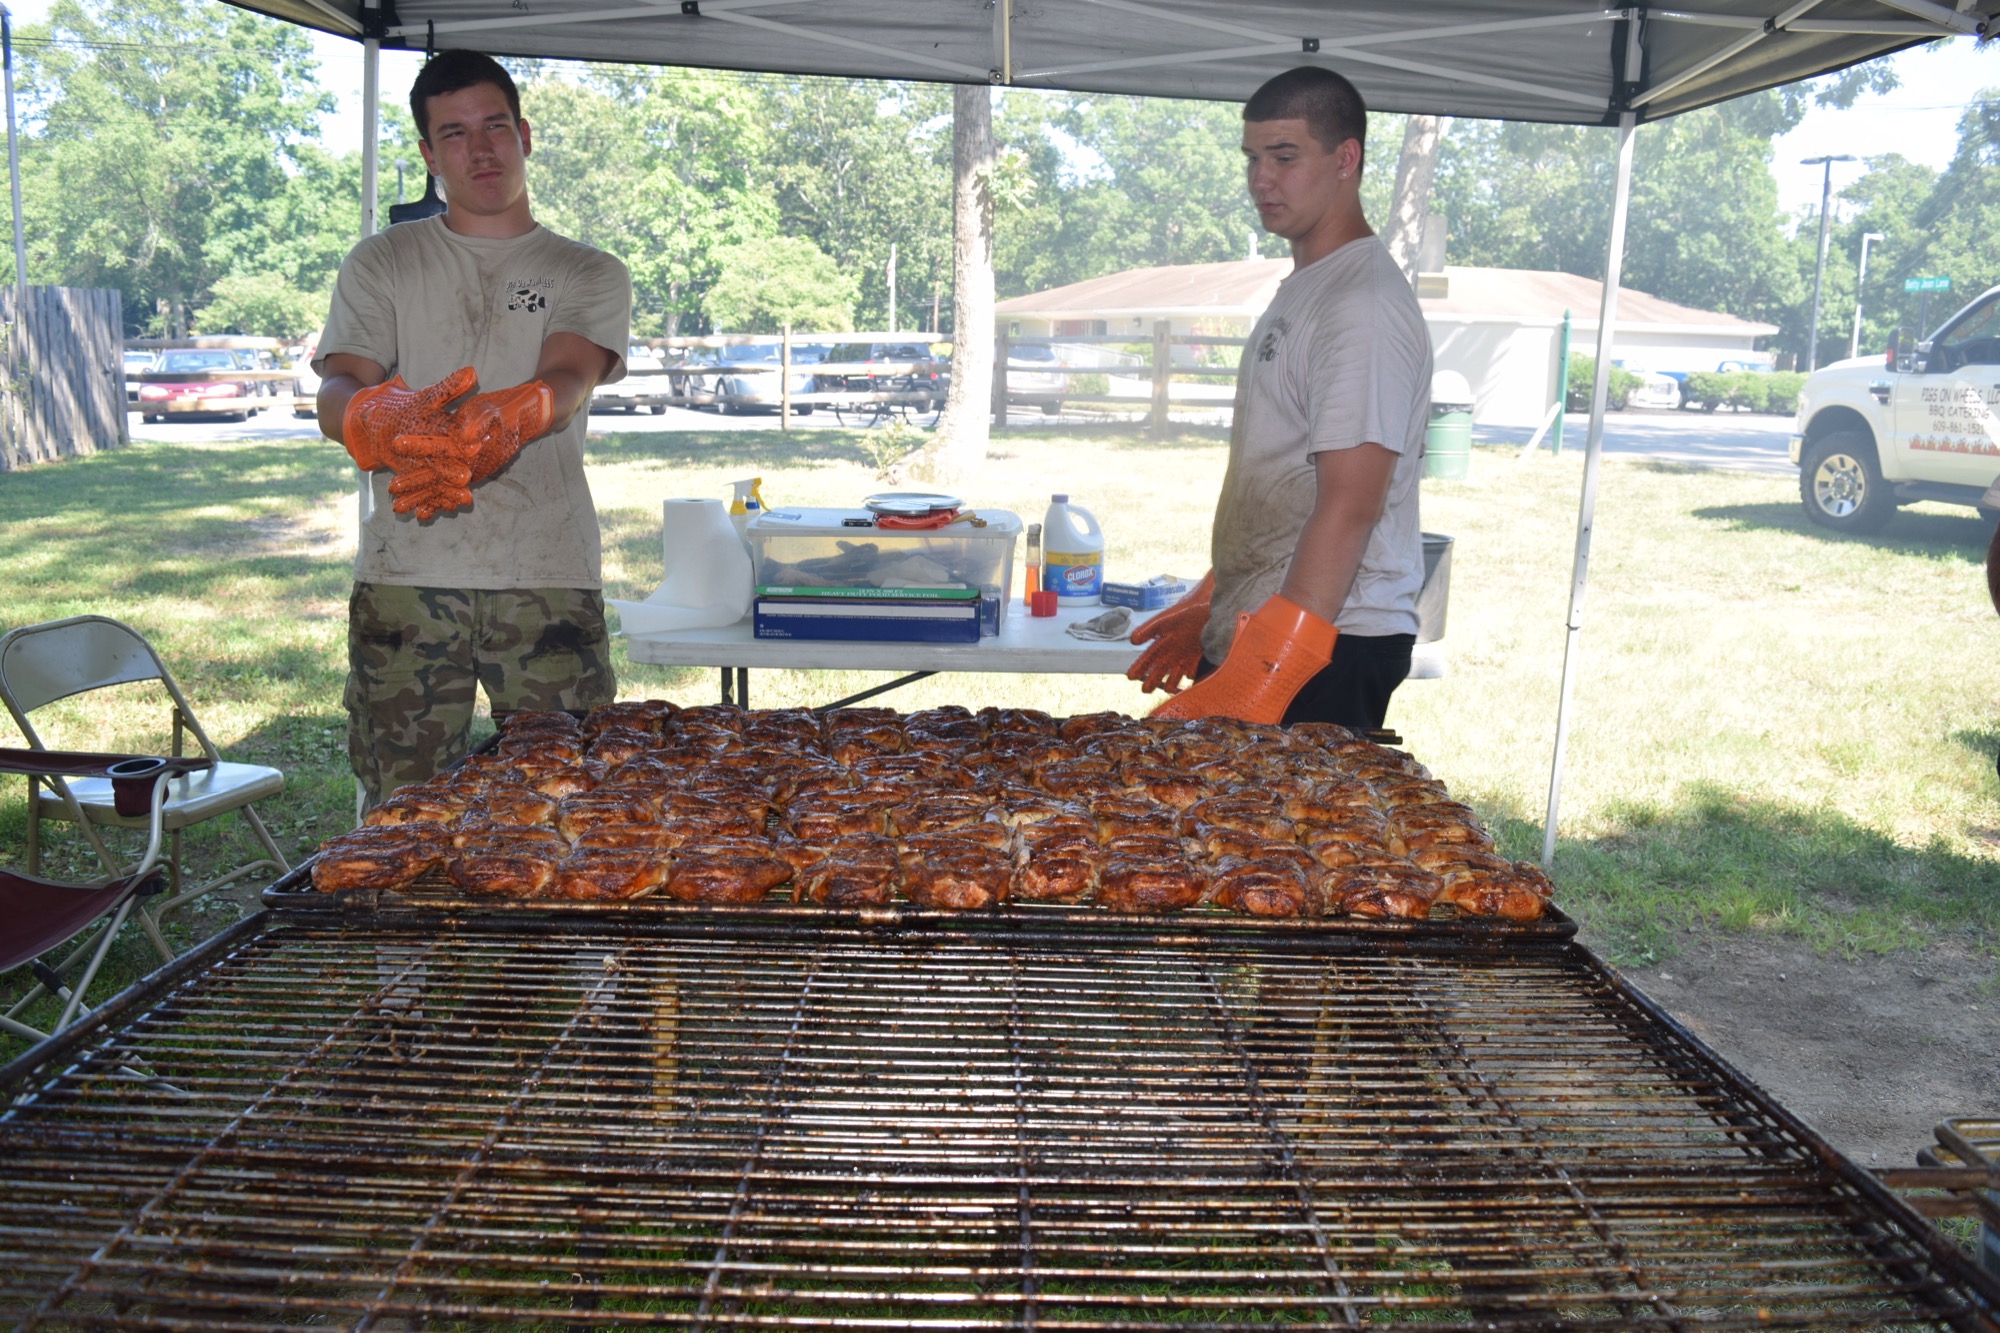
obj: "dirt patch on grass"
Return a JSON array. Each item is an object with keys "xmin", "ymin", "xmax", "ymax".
[{"xmin": 1622, "ymin": 932, "xmax": 1998, "ymax": 1167}]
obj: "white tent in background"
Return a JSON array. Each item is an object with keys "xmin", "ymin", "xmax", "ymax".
[{"xmin": 225, "ymin": 0, "xmax": 1993, "ymax": 861}]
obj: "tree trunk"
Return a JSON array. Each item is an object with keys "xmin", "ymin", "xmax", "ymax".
[
  {"xmin": 1383, "ymin": 115, "xmax": 1443, "ymax": 281},
  {"xmin": 899, "ymin": 82, "xmax": 994, "ymax": 487}
]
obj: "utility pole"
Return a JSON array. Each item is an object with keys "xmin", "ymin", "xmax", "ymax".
[
  {"xmin": 1801, "ymin": 154, "xmax": 1855, "ymax": 375},
  {"xmin": 1850, "ymin": 231, "xmax": 1883, "ymax": 361},
  {"xmin": 886, "ymin": 243, "xmax": 897, "ymax": 334}
]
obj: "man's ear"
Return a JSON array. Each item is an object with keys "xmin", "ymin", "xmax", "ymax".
[
  {"xmin": 518, "ymin": 117, "xmax": 532, "ymax": 158},
  {"xmin": 417, "ymin": 138, "xmax": 437, "ymax": 175},
  {"xmin": 1338, "ymin": 136, "xmax": 1362, "ymax": 180}
]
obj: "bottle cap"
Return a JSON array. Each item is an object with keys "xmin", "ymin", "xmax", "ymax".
[
  {"xmin": 1030, "ymin": 590, "xmax": 1059, "ymax": 617},
  {"xmin": 1051, "ymin": 493, "xmax": 1067, "ymax": 503}
]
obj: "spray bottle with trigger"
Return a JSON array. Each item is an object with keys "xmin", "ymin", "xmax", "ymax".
[{"xmin": 728, "ymin": 477, "xmax": 764, "ymax": 556}]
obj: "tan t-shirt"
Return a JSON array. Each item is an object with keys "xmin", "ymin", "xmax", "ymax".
[
  {"xmin": 1204, "ymin": 235, "xmax": 1431, "ymax": 661},
  {"xmin": 316, "ymin": 218, "xmax": 630, "ymax": 590}
]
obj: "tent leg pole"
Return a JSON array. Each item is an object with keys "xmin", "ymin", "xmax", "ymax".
[
  {"xmin": 357, "ymin": 31, "xmax": 380, "ymax": 530},
  {"xmin": 1541, "ymin": 106, "xmax": 1638, "ymax": 870}
]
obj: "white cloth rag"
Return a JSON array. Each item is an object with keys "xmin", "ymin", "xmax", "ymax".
[{"xmin": 1066, "ymin": 606, "xmax": 1133, "ymax": 641}]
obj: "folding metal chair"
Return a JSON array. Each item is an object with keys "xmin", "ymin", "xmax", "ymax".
[
  {"xmin": 0, "ymin": 748, "xmax": 206, "ymax": 1042},
  {"xmin": 0, "ymin": 616, "xmax": 289, "ymax": 929}
]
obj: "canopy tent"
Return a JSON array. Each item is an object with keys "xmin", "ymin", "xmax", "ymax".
[
  {"xmin": 228, "ymin": 0, "xmax": 1993, "ymax": 859},
  {"xmin": 234, "ymin": 0, "xmax": 1980, "ymax": 124}
]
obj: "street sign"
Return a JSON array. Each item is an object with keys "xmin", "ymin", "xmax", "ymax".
[{"xmin": 1905, "ymin": 276, "xmax": 1951, "ymax": 293}]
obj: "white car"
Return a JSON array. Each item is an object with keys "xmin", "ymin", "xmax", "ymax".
[
  {"xmin": 1791, "ymin": 283, "xmax": 2000, "ymax": 532},
  {"xmin": 592, "ymin": 345, "xmax": 670, "ymax": 414},
  {"xmin": 1616, "ymin": 362, "xmax": 1681, "ymax": 411},
  {"xmin": 714, "ymin": 343, "xmax": 816, "ymax": 414},
  {"xmin": 1003, "ymin": 342, "xmax": 1067, "ymax": 414}
]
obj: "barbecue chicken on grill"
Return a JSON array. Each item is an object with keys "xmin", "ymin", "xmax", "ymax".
[{"xmin": 311, "ymin": 705, "xmax": 1554, "ymax": 922}]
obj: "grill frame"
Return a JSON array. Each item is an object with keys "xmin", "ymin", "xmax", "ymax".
[{"xmin": 3, "ymin": 908, "xmax": 1996, "ymax": 1331}]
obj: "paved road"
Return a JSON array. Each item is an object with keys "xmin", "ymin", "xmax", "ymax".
[
  {"xmin": 127, "ymin": 404, "xmax": 1801, "ymax": 476},
  {"xmin": 1476, "ymin": 408, "xmax": 1795, "ymax": 475}
]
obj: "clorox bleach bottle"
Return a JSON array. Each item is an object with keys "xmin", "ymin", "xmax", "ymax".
[{"xmin": 1041, "ymin": 494, "xmax": 1104, "ymax": 605}]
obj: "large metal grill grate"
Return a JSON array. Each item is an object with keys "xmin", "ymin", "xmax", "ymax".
[{"xmin": 0, "ymin": 918, "xmax": 1991, "ymax": 1330}]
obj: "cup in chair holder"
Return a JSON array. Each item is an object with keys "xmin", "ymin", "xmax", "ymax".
[{"xmin": 107, "ymin": 756, "xmax": 171, "ymax": 817}]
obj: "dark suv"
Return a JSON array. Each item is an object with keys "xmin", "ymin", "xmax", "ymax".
[{"xmin": 814, "ymin": 342, "xmax": 949, "ymax": 411}]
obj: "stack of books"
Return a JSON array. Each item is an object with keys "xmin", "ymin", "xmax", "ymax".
[{"xmin": 753, "ymin": 585, "xmax": 982, "ymax": 643}]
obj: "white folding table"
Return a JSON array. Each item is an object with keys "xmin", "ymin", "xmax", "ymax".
[{"xmin": 623, "ymin": 611, "xmax": 1142, "ymax": 710}]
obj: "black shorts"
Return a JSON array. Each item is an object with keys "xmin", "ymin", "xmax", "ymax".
[{"xmin": 1196, "ymin": 631, "xmax": 1415, "ymax": 732}]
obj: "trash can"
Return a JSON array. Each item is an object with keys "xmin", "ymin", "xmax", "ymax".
[
  {"xmin": 1409, "ymin": 532, "xmax": 1453, "ymax": 680},
  {"xmin": 1422, "ymin": 370, "xmax": 1474, "ymax": 481}
]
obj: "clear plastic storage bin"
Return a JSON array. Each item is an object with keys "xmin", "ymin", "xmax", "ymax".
[{"xmin": 749, "ymin": 508, "xmax": 1022, "ymax": 635}]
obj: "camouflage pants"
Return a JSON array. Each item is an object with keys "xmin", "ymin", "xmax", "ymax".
[{"xmin": 346, "ymin": 583, "xmax": 616, "ymax": 806}]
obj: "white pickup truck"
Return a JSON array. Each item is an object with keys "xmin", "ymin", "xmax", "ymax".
[{"xmin": 1791, "ymin": 283, "xmax": 2000, "ymax": 533}]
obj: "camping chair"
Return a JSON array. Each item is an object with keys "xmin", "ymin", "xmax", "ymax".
[
  {"xmin": 0, "ymin": 748, "xmax": 206, "ymax": 1041},
  {"xmin": 0, "ymin": 616, "xmax": 289, "ymax": 931}
]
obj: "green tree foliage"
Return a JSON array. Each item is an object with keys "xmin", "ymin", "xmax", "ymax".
[
  {"xmin": 523, "ymin": 67, "xmax": 777, "ymax": 336},
  {"xmin": 191, "ymin": 272, "xmax": 324, "ymax": 340},
  {"xmin": 702, "ymin": 235, "xmax": 857, "ymax": 333},
  {"xmin": 1883, "ymin": 93, "xmax": 2000, "ymax": 337},
  {"xmin": 761, "ymin": 79, "xmax": 952, "ymax": 331},
  {"xmin": 17, "ymin": 0, "xmax": 333, "ymax": 335}
]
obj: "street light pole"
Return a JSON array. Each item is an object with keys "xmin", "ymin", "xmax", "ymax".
[
  {"xmin": 1801, "ymin": 153, "xmax": 1855, "ymax": 375},
  {"xmin": 1850, "ymin": 230, "xmax": 1884, "ymax": 361}
]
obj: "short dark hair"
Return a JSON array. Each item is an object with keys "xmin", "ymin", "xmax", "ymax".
[
  {"xmin": 410, "ymin": 50, "xmax": 522, "ymax": 143},
  {"xmin": 1243, "ymin": 66, "xmax": 1367, "ymax": 170}
]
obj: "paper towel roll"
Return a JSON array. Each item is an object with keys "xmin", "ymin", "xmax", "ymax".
[{"xmin": 609, "ymin": 497, "xmax": 754, "ymax": 636}]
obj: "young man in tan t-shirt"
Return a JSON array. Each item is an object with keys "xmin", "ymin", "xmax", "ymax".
[
  {"xmin": 1127, "ymin": 65, "xmax": 1429, "ymax": 732},
  {"xmin": 314, "ymin": 50, "xmax": 632, "ymax": 806}
]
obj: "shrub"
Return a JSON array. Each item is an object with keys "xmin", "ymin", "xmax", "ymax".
[
  {"xmin": 1683, "ymin": 371, "xmax": 1730, "ymax": 412},
  {"xmin": 1567, "ymin": 354, "xmax": 1638, "ymax": 411},
  {"xmin": 1723, "ymin": 371, "xmax": 1769, "ymax": 414},
  {"xmin": 1763, "ymin": 372, "xmax": 1806, "ymax": 416}
]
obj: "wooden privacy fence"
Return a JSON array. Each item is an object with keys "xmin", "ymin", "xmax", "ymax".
[{"xmin": 0, "ymin": 285, "xmax": 127, "ymax": 471}]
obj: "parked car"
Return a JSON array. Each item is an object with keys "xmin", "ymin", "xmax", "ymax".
[
  {"xmin": 135, "ymin": 349, "xmax": 262, "ymax": 422},
  {"xmin": 714, "ymin": 342, "xmax": 817, "ymax": 414},
  {"xmin": 591, "ymin": 345, "xmax": 670, "ymax": 414},
  {"xmin": 1790, "ymin": 282, "xmax": 2000, "ymax": 533},
  {"xmin": 122, "ymin": 349, "xmax": 156, "ymax": 405},
  {"xmin": 237, "ymin": 347, "xmax": 283, "ymax": 401},
  {"xmin": 1615, "ymin": 362, "xmax": 1681, "ymax": 411},
  {"xmin": 675, "ymin": 346, "xmax": 724, "ymax": 409},
  {"xmin": 815, "ymin": 341, "xmax": 948, "ymax": 411},
  {"xmin": 1002, "ymin": 342, "xmax": 1067, "ymax": 414},
  {"xmin": 290, "ymin": 350, "xmax": 321, "ymax": 418}
]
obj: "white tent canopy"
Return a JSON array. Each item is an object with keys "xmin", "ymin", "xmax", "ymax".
[
  {"xmin": 235, "ymin": 0, "xmax": 1982, "ymax": 125},
  {"xmin": 226, "ymin": 0, "xmax": 1992, "ymax": 859}
]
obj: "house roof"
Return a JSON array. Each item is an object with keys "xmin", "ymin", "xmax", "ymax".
[
  {"xmin": 1424, "ymin": 267, "xmax": 1780, "ymax": 335},
  {"xmin": 996, "ymin": 260, "xmax": 1779, "ymax": 337},
  {"xmin": 996, "ymin": 260, "xmax": 1293, "ymax": 323}
]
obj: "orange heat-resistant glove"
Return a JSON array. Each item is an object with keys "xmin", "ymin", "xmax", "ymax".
[
  {"xmin": 340, "ymin": 367, "xmax": 477, "ymax": 472},
  {"xmin": 1125, "ymin": 570, "xmax": 1215, "ymax": 696},
  {"xmin": 384, "ymin": 443, "xmax": 475, "ymax": 521},
  {"xmin": 1150, "ymin": 593, "xmax": 1337, "ymax": 725},
  {"xmin": 455, "ymin": 380, "xmax": 554, "ymax": 484}
]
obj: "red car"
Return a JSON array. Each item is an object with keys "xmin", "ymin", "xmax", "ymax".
[{"xmin": 136, "ymin": 349, "xmax": 262, "ymax": 423}]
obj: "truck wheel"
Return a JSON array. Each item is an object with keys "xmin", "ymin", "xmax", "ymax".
[{"xmin": 1801, "ymin": 432, "xmax": 1895, "ymax": 534}]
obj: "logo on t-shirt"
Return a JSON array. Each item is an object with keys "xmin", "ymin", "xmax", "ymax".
[
  {"xmin": 1257, "ymin": 317, "xmax": 1289, "ymax": 362},
  {"xmin": 506, "ymin": 278, "xmax": 553, "ymax": 313}
]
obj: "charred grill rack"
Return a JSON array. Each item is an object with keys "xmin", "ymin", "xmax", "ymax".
[
  {"xmin": 259, "ymin": 855, "xmax": 1582, "ymax": 938},
  {"xmin": 2, "ymin": 910, "xmax": 1996, "ymax": 1330}
]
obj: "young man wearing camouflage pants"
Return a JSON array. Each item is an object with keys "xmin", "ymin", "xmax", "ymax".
[{"xmin": 315, "ymin": 50, "xmax": 631, "ymax": 806}]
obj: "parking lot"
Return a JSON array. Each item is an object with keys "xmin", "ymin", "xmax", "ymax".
[{"xmin": 127, "ymin": 403, "xmax": 1799, "ymax": 474}]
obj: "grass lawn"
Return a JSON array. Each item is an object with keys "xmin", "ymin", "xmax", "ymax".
[{"xmin": 3, "ymin": 420, "xmax": 1997, "ymax": 1050}]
